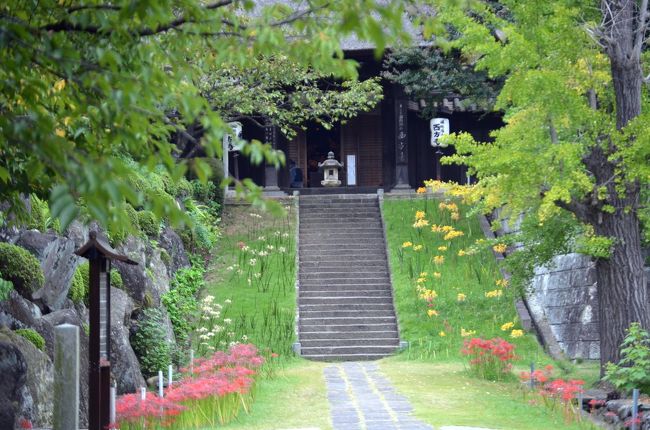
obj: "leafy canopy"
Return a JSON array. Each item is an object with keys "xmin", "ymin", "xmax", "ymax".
[
  {"xmin": 1, "ymin": 0, "xmax": 407, "ymax": 231},
  {"xmin": 417, "ymin": 0, "xmax": 650, "ymax": 281}
]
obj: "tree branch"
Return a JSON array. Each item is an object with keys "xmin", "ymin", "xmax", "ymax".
[
  {"xmin": 41, "ymin": 0, "xmax": 234, "ymax": 35},
  {"xmin": 634, "ymin": 0, "xmax": 649, "ymax": 53}
]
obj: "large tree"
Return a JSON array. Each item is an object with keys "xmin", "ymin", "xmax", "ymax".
[
  {"xmin": 0, "ymin": 0, "xmax": 405, "ymax": 229},
  {"xmin": 421, "ymin": 0, "xmax": 650, "ymax": 370}
]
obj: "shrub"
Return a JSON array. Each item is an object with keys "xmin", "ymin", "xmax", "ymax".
[
  {"xmin": 131, "ymin": 308, "xmax": 172, "ymax": 378},
  {"xmin": 162, "ymin": 265, "xmax": 204, "ymax": 347},
  {"xmin": 605, "ymin": 322, "xmax": 650, "ymax": 395},
  {"xmin": 108, "ymin": 203, "xmax": 140, "ymax": 246},
  {"xmin": 0, "ymin": 243, "xmax": 44, "ymax": 298},
  {"xmin": 0, "ymin": 271, "xmax": 13, "ymax": 301},
  {"xmin": 15, "ymin": 328, "xmax": 45, "ymax": 351},
  {"xmin": 461, "ymin": 337, "xmax": 516, "ymax": 381},
  {"xmin": 26, "ymin": 195, "xmax": 49, "ymax": 232},
  {"xmin": 137, "ymin": 210, "xmax": 160, "ymax": 238},
  {"xmin": 69, "ymin": 262, "xmax": 124, "ymax": 305}
]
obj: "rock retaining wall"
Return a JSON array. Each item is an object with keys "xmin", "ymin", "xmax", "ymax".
[{"xmin": 527, "ymin": 253, "xmax": 600, "ymax": 359}]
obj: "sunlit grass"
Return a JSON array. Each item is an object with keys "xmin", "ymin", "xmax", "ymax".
[
  {"xmin": 382, "ymin": 197, "xmax": 600, "ymax": 382},
  {"xmin": 380, "ymin": 358, "xmax": 599, "ymax": 430}
]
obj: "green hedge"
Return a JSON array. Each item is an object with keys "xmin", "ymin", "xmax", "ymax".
[{"xmin": 0, "ymin": 243, "xmax": 44, "ymax": 298}]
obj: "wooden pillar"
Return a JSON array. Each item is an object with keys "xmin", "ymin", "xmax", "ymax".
[{"xmin": 394, "ymin": 95, "xmax": 411, "ymax": 189}]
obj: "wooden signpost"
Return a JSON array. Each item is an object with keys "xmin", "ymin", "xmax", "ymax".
[{"xmin": 75, "ymin": 231, "xmax": 137, "ymax": 430}]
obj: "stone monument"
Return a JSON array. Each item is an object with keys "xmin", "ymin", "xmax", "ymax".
[{"xmin": 318, "ymin": 151, "xmax": 343, "ymax": 187}]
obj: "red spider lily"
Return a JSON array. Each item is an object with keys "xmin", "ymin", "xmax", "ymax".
[
  {"xmin": 520, "ymin": 367, "xmax": 553, "ymax": 384},
  {"xmin": 116, "ymin": 393, "xmax": 186, "ymax": 425},
  {"xmin": 18, "ymin": 418, "xmax": 32, "ymax": 429},
  {"xmin": 540, "ymin": 378, "xmax": 584, "ymax": 402},
  {"xmin": 238, "ymin": 241, "xmax": 246, "ymax": 249},
  {"xmin": 588, "ymin": 399, "xmax": 605, "ymax": 411},
  {"xmin": 461, "ymin": 337, "xmax": 516, "ymax": 380}
]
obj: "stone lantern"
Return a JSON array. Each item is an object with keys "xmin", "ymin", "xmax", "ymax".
[{"xmin": 318, "ymin": 151, "xmax": 344, "ymax": 187}]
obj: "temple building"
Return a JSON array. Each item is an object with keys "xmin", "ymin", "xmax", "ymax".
[{"xmin": 225, "ymin": 35, "xmax": 502, "ymax": 194}]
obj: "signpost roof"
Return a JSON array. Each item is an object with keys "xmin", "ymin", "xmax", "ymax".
[{"xmin": 74, "ymin": 231, "xmax": 138, "ymax": 265}]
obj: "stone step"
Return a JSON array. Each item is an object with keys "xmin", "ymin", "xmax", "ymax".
[
  {"xmin": 298, "ymin": 322, "xmax": 398, "ymax": 332},
  {"xmin": 299, "ymin": 260, "xmax": 388, "ymax": 268},
  {"xmin": 299, "ymin": 277, "xmax": 390, "ymax": 285},
  {"xmin": 298, "ymin": 267, "xmax": 388, "ymax": 280},
  {"xmin": 298, "ymin": 301, "xmax": 394, "ymax": 312},
  {"xmin": 301, "ymin": 345, "xmax": 399, "ymax": 355},
  {"xmin": 299, "ymin": 290, "xmax": 392, "ymax": 298},
  {"xmin": 300, "ymin": 198, "xmax": 377, "ymax": 205},
  {"xmin": 299, "ymin": 270, "xmax": 389, "ymax": 278},
  {"xmin": 299, "ymin": 212, "xmax": 379, "ymax": 219},
  {"xmin": 301, "ymin": 353, "xmax": 393, "ymax": 361},
  {"xmin": 300, "ymin": 309, "xmax": 396, "ymax": 318},
  {"xmin": 299, "ymin": 243, "xmax": 383, "ymax": 250},
  {"xmin": 299, "ymin": 330, "xmax": 398, "ymax": 340},
  {"xmin": 300, "ymin": 338, "xmax": 400, "ymax": 347},
  {"xmin": 300, "ymin": 216, "xmax": 379, "ymax": 221},
  {"xmin": 300, "ymin": 230, "xmax": 385, "ymax": 237},
  {"xmin": 300, "ymin": 229, "xmax": 384, "ymax": 239},
  {"xmin": 299, "ymin": 249, "xmax": 386, "ymax": 262},
  {"xmin": 298, "ymin": 238, "xmax": 386, "ymax": 246},
  {"xmin": 300, "ymin": 297, "xmax": 394, "ymax": 306},
  {"xmin": 300, "ymin": 220, "xmax": 383, "ymax": 227},
  {"xmin": 300, "ymin": 316, "xmax": 397, "ymax": 326}
]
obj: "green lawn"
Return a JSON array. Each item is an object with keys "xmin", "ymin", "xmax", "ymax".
[
  {"xmin": 379, "ymin": 358, "xmax": 598, "ymax": 430},
  {"xmin": 221, "ymin": 359, "xmax": 331, "ymax": 430}
]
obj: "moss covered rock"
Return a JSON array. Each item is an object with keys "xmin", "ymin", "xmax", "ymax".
[
  {"xmin": 14, "ymin": 328, "xmax": 45, "ymax": 351},
  {"xmin": 137, "ymin": 210, "xmax": 160, "ymax": 238},
  {"xmin": 0, "ymin": 243, "xmax": 44, "ymax": 298}
]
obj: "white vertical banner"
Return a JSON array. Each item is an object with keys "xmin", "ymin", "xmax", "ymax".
[
  {"xmin": 430, "ymin": 118, "xmax": 450, "ymax": 147},
  {"xmin": 346, "ymin": 155, "xmax": 357, "ymax": 186},
  {"xmin": 222, "ymin": 121, "xmax": 243, "ymax": 182}
]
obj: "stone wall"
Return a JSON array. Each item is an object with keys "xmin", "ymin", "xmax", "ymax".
[{"xmin": 527, "ymin": 253, "xmax": 600, "ymax": 360}]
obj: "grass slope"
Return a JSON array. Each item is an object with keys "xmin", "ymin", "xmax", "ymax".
[{"xmin": 204, "ymin": 203, "xmax": 297, "ymax": 356}]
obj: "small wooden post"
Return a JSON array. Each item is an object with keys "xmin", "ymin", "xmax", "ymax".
[{"xmin": 75, "ymin": 231, "xmax": 137, "ymax": 430}]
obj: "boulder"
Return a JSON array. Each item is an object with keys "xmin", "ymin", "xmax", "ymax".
[
  {"xmin": 0, "ymin": 339, "xmax": 27, "ymax": 430},
  {"xmin": 110, "ymin": 287, "xmax": 146, "ymax": 394},
  {"xmin": 0, "ymin": 329, "xmax": 53, "ymax": 428},
  {"xmin": 114, "ymin": 235, "xmax": 171, "ymax": 306},
  {"xmin": 0, "ymin": 290, "xmax": 42, "ymax": 329},
  {"xmin": 16, "ymin": 230, "xmax": 81, "ymax": 312},
  {"xmin": 159, "ymin": 226, "xmax": 190, "ymax": 277}
]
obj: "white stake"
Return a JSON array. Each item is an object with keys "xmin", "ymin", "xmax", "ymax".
[
  {"xmin": 158, "ymin": 370, "xmax": 164, "ymax": 398},
  {"xmin": 190, "ymin": 349, "xmax": 194, "ymax": 375},
  {"xmin": 109, "ymin": 385, "xmax": 116, "ymax": 424},
  {"xmin": 168, "ymin": 364, "xmax": 173, "ymax": 387},
  {"xmin": 140, "ymin": 387, "xmax": 146, "ymax": 401}
]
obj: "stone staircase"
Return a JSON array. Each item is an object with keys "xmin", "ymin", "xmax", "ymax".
[{"xmin": 298, "ymin": 194, "xmax": 400, "ymax": 361}]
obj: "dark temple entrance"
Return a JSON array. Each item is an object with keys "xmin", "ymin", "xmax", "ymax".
[{"xmin": 305, "ymin": 124, "xmax": 340, "ymax": 188}]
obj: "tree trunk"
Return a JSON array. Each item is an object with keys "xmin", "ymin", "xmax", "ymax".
[{"xmin": 594, "ymin": 208, "xmax": 650, "ymax": 370}]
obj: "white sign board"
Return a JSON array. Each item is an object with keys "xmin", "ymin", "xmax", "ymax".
[
  {"xmin": 430, "ymin": 118, "xmax": 450, "ymax": 147},
  {"xmin": 223, "ymin": 122, "xmax": 243, "ymax": 186},
  {"xmin": 346, "ymin": 155, "xmax": 357, "ymax": 186},
  {"xmin": 223, "ymin": 121, "xmax": 243, "ymax": 152}
]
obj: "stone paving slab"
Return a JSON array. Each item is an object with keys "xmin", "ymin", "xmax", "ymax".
[{"xmin": 324, "ymin": 361, "xmax": 435, "ymax": 430}]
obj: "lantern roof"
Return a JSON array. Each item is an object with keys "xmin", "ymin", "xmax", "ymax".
[
  {"xmin": 75, "ymin": 231, "xmax": 138, "ymax": 265},
  {"xmin": 318, "ymin": 151, "xmax": 344, "ymax": 170}
]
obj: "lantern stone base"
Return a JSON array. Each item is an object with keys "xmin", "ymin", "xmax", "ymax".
[{"xmin": 321, "ymin": 179, "xmax": 341, "ymax": 187}]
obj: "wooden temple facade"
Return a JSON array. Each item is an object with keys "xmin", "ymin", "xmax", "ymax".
[{"xmin": 227, "ymin": 49, "xmax": 502, "ymax": 194}]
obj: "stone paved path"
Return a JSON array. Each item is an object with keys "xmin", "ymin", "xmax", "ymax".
[{"xmin": 324, "ymin": 362, "xmax": 434, "ymax": 430}]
